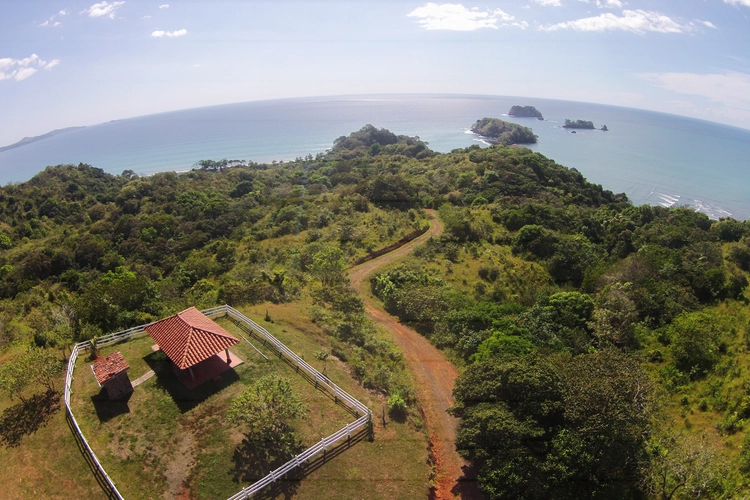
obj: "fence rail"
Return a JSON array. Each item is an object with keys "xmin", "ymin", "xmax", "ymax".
[{"xmin": 64, "ymin": 305, "xmax": 372, "ymax": 500}]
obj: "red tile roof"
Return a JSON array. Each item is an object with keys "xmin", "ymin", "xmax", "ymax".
[
  {"xmin": 91, "ymin": 351, "xmax": 130, "ymax": 386},
  {"xmin": 145, "ymin": 307, "xmax": 239, "ymax": 370}
]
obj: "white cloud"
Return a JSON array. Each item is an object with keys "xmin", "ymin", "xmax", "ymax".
[
  {"xmin": 641, "ymin": 71, "xmax": 750, "ymax": 108},
  {"xmin": 641, "ymin": 71, "xmax": 750, "ymax": 124},
  {"xmin": 407, "ymin": 3, "xmax": 522, "ymax": 31},
  {"xmin": 0, "ymin": 54, "xmax": 59, "ymax": 82},
  {"xmin": 40, "ymin": 9, "xmax": 67, "ymax": 27},
  {"xmin": 532, "ymin": 0, "xmax": 561, "ymax": 6},
  {"xmin": 542, "ymin": 10, "xmax": 700, "ymax": 33},
  {"xmin": 81, "ymin": 1, "xmax": 125, "ymax": 19},
  {"xmin": 596, "ymin": 0, "xmax": 622, "ymax": 7},
  {"xmin": 724, "ymin": 0, "xmax": 750, "ymax": 7},
  {"xmin": 159, "ymin": 4, "xmax": 170, "ymax": 8},
  {"xmin": 702, "ymin": 20, "xmax": 717, "ymax": 29},
  {"xmin": 151, "ymin": 29, "xmax": 188, "ymax": 38}
]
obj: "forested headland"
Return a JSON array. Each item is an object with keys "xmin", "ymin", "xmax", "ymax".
[
  {"xmin": 1, "ymin": 122, "xmax": 750, "ymax": 498},
  {"xmin": 470, "ymin": 117, "xmax": 538, "ymax": 145}
]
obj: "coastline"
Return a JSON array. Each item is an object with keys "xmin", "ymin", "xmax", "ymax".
[{"xmin": 1, "ymin": 94, "xmax": 748, "ymax": 220}]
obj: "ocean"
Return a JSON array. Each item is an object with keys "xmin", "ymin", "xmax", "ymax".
[{"xmin": 1, "ymin": 94, "xmax": 749, "ymax": 220}]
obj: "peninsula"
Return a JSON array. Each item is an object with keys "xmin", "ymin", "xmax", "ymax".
[
  {"xmin": 0, "ymin": 126, "xmax": 86, "ymax": 153},
  {"xmin": 470, "ymin": 117, "xmax": 537, "ymax": 145},
  {"xmin": 508, "ymin": 105, "xmax": 544, "ymax": 120}
]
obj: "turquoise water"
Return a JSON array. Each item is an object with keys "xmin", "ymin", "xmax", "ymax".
[{"xmin": 1, "ymin": 94, "xmax": 749, "ymax": 219}]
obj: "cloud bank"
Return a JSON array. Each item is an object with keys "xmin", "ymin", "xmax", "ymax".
[
  {"xmin": 724, "ymin": 0, "xmax": 750, "ymax": 7},
  {"xmin": 542, "ymin": 9, "xmax": 701, "ymax": 33},
  {"xmin": 151, "ymin": 29, "xmax": 188, "ymax": 38},
  {"xmin": 81, "ymin": 1, "xmax": 125, "ymax": 19},
  {"xmin": 642, "ymin": 71, "xmax": 750, "ymax": 108},
  {"xmin": 0, "ymin": 55, "xmax": 59, "ymax": 82},
  {"xmin": 407, "ymin": 3, "xmax": 524, "ymax": 31}
]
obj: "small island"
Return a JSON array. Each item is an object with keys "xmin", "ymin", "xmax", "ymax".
[
  {"xmin": 470, "ymin": 117, "xmax": 537, "ymax": 146},
  {"xmin": 508, "ymin": 105, "xmax": 544, "ymax": 120},
  {"xmin": 563, "ymin": 119, "xmax": 595, "ymax": 130},
  {"xmin": 600, "ymin": 125, "xmax": 609, "ymax": 131}
]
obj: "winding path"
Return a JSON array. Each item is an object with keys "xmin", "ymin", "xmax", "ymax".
[{"xmin": 349, "ymin": 209, "xmax": 481, "ymax": 499}]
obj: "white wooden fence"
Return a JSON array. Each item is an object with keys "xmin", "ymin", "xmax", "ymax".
[{"xmin": 64, "ymin": 305, "xmax": 372, "ymax": 500}]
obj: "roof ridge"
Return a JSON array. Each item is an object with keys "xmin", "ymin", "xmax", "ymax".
[{"xmin": 146, "ymin": 307, "xmax": 238, "ymax": 369}]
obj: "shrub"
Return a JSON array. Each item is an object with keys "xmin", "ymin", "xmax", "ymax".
[{"xmin": 388, "ymin": 393, "xmax": 407, "ymax": 417}]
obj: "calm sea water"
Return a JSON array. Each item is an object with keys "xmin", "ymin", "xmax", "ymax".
[{"xmin": 1, "ymin": 94, "xmax": 749, "ymax": 220}]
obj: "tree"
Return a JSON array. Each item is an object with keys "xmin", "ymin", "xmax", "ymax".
[
  {"xmin": 227, "ymin": 375, "xmax": 308, "ymax": 475},
  {"xmin": 555, "ymin": 350, "xmax": 653, "ymax": 499},
  {"xmin": 77, "ymin": 266, "xmax": 160, "ymax": 332},
  {"xmin": 644, "ymin": 433, "xmax": 723, "ymax": 500},
  {"xmin": 512, "ymin": 224, "xmax": 559, "ymax": 260},
  {"xmin": 309, "ymin": 246, "xmax": 347, "ymax": 287},
  {"xmin": 0, "ymin": 361, "xmax": 29, "ymax": 404},
  {"xmin": 589, "ymin": 283, "xmax": 638, "ymax": 348},
  {"xmin": 22, "ymin": 346, "xmax": 63, "ymax": 393},
  {"xmin": 451, "ymin": 351, "xmax": 653, "ymax": 499},
  {"xmin": 668, "ymin": 310, "xmax": 728, "ymax": 379},
  {"xmin": 450, "ymin": 355, "xmax": 565, "ymax": 499},
  {"xmin": 228, "ymin": 374, "xmax": 307, "ymax": 433}
]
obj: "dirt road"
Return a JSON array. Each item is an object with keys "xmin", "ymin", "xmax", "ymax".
[{"xmin": 349, "ymin": 209, "xmax": 481, "ymax": 499}]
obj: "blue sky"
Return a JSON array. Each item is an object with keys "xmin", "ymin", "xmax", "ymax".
[{"xmin": 2, "ymin": 0, "xmax": 750, "ymax": 146}]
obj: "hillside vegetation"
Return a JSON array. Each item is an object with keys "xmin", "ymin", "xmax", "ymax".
[{"xmin": 0, "ymin": 123, "xmax": 749, "ymax": 498}]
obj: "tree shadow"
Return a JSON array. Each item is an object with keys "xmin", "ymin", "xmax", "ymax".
[
  {"xmin": 235, "ymin": 426, "xmax": 371, "ymax": 500},
  {"xmin": 90, "ymin": 388, "xmax": 131, "ymax": 423},
  {"xmin": 144, "ymin": 352, "xmax": 239, "ymax": 413},
  {"xmin": 232, "ymin": 433, "xmax": 305, "ymax": 496},
  {"xmin": 0, "ymin": 390, "xmax": 60, "ymax": 448},
  {"xmin": 388, "ymin": 407, "xmax": 408, "ymax": 424},
  {"xmin": 450, "ymin": 462, "xmax": 483, "ymax": 500}
]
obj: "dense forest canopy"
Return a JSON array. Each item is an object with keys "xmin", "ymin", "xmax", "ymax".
[
  {"xmin": 1, "ymin": 123, "xmax": 750, "ymax": 498},
  {"xmin": 470, "ymin": 117, "xmax": 538, "ymax": 146}
]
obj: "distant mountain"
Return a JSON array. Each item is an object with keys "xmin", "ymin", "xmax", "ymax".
[{"xmin": 0, "ymin": 126, "xmax": 86, "ymax": 153}]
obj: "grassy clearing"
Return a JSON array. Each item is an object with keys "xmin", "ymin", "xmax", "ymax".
[
  {"xmin": 67, "ymin": 303, "xmax": 429, "ymax": 500},
  {"xmin": 0, "ymin": 398, "xmax": 105, "ymax": 500}
]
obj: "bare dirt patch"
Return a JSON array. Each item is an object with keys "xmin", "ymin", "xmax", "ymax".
[{"xmin": 163, "ymin": 429, "xmax": 196, "ymax": 499}]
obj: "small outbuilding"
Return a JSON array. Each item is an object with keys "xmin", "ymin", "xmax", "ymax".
[
  {"xmin": 146, "ymin": 307, "xmax": 243, "ymax": 389},
  {"xmin": 91, "ymin": 351, "xmax": 133, "ymax": 400}
]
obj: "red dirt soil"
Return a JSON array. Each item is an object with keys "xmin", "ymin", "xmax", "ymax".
[{"xmin": 349, "ymin": 209, "xmax": 481, "ymax": 499}]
